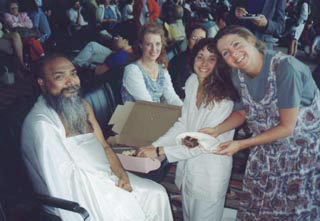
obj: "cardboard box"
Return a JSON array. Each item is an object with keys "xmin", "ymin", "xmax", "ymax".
[{"xmin": 108, "ymin": 101, "xmax": 181, "ymax": 173}]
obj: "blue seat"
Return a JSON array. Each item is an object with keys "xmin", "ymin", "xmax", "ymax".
[{"xmin": 84, "ymin": 81, "xmax": 116, "ymax": 138}]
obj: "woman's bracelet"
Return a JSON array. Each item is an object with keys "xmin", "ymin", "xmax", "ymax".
[{"xmin": 156, "ymin": 146, "xmax": 160, "ymax": 157}]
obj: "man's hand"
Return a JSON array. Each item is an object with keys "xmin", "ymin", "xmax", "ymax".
[
  {"xmin": 117, "ymin": 171, "xmax": 132, "ymax": 192},
  {"xmin": 212, "ymin": 140, "xmax": 243, "ymax": 156},
  {"xmin": 251, "ymin": 15, "xmax": 268, "ymax": 27},
  {"xmin": 235, "ymin": 7, "xmax": 248, "ymax": 18},
  {"xmin": 137, "ymin": 145, "xmax": 157, "ymax": 158}
]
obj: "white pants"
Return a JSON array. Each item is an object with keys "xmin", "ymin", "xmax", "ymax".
[
  {"xmin": 182, "ymin": 191, "xmax": 227, "ymax": 221},
  {"xmin": 73, "ymin": 41, "xmax": 112, "ymax": 67}
]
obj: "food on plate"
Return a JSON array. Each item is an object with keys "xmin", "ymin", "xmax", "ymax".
[
  {"xmin": 122, "ymin": 149, "xmax": 137, "ymax": 156},
  {"xmin": 181, "ymin": 136, "xmax": 199, "ymax": 148}
]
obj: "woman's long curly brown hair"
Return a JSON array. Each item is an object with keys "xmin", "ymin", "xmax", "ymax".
[{"xmin": 190, "ymin": 38, "xmax": 239, "ymax": 108}]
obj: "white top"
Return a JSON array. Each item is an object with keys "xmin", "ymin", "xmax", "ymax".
[
  {"xmin": 67, "ymin": 8, "xmax": 88, "ymax": 26},
  {"xmin": 21, "ymin": 96, "xmax": 173, "ymax": 221},
  {"xmin": 153, "ymin": 74, "xmax": 235, "ymax": 200},
  {"xmin": 123, "ymin": 63, "xmax": 183, "ymax": 106},
  {"xmin": 122, "ymin": 4, "xmax": 133, "ymax": 20},
  {"xmin": 297, "ymin": 2, "xmax": 309, "ymax": 25}
]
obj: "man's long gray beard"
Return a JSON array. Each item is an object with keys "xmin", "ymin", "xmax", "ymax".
[{"xmin": 44, "ymin": 86, "xmax": 89, "ymax": 135}]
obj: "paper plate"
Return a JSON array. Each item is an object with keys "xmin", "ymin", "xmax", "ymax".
[{"xmin": 176, "ymin": 132, "xmax": 220, "ymax": 151}]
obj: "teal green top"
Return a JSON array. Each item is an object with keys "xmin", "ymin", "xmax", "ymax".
[{"xmin": 232, "ymin": 50, "xmax": 317, "ymax": 110}]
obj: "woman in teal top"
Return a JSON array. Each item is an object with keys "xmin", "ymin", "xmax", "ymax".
[{"xmin": 201, "ymin": 25, "xmax": 320, "ymax": 220}]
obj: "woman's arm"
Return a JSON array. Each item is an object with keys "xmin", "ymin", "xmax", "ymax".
[
  {"xmin": 215, "ymin": 107, "xmax": 299, "ymax": 156},
  {"xmin": 122, "ymin": 64, "xmax": 153, "ymax": 101},
  {"xmin": 162, "ymin": 70, "xmax": 183, "ymax": 106},
  {"xmin": 200, "ymin": 110, "xmax": 246, "ymax": 137}
]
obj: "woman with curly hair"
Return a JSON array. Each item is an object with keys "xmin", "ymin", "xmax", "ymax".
[
  {"xmin": 121, "ymin": 23, "xmax": 182, "ymax": 105},
  {"xmin": 137, "ymin": 38, "xmax": 239, "ymax": 221}
]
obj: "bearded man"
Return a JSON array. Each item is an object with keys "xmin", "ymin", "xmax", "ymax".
[{"xmin": 21, "ymin": 55, "xmax": 173, "ymax": 221}]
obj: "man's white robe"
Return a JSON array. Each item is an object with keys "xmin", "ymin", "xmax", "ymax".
[{"xmin": 21, "ymin": 96, "xmax": 173, "ymax": 221}]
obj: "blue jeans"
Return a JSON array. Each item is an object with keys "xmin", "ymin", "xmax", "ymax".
[{"xmin": 29, "ymin": 8, "xmax": 51, "ymax": 43}]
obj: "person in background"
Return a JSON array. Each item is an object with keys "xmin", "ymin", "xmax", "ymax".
[
  {"xmin": 22, "ymin": 0, "xmax": 52, "ymax": 43},
  {"xmin": 67, "ymin": 0, "xmax": 94, "ymax": 49},
  {"xmin": 287, "ymin": 0, "xmax": 310, "ymax": 56},
  {"xmin": 73, "ymin": 36, "xmax": 133, "ymax": 75},
  {"xmin": 232, "ymin": 0, "xmax": 286, "ymax": 49},
  {"xmin": 96, "ymin": 0, "xmax": 121, "ymax": 31},
  {"xmin": 121, "ymin": 23, "xmax": 182, "ymax": 105},
  {"xmin": 121, "ymin": 0, "xmax": 134, "ymax": 21},
  {"xmin": 138, "ymin": 38, "xmax": 239, "ymax": 221},
  {"xmin": 0, "ymin": 21, "xmax": 26, "ymax": 69},
  {"xmin": 132, "ymin": 0, "xmax": 160, "ymax": 26},
  {"xmin": 21, "ymin": 54, "xmax": 174, "ymax": 221},
  {"xmin": 168, "ymin": 23, "xmax": 207, "ymax": 99},
  {"xmin": 202, "ymin": 25, "xmax": 320, "ymax": 220},
  {"xmin": 164, "ymin": 5, "xmax": 186, "ymax": 44},
  {"xmin": 67, "ymin": 0, "xmax": 89, "ymax": 30},
  {"xmin": 4, "ymin": 0, "xmax": 45, "ymax": 61}
]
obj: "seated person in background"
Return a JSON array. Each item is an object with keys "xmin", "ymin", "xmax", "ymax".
[
  {"xmin": 96, "ymin": 0, "xmax": 122, "ymax": 31},
  {"xmin": 4, "ymin": 0, "xmax": 45, "ymax": 61},
  {"xmin": 0, "ymin": 21, "xmax": 26, "ymax": 69},
  {"xmin": 164, "ymin": 5, "xmax": 186, "ymax": 44},
  {"xmin": 21, "ymin": 54, "xmax": 174, "ymax": 221},
  {"xmin": 21, "ymin": 0, "xmax": 52, "ymax": 43},
  {"xmin": 197, "ymin": 8, "xmax": 216, "ymax": 38},
  {"xmin": 121, "ymin": 0, "xmax": 134, "ymax": 21},
  {"xmin": 73, "ymin": 36, "xmax": 134, "ymax": 75},
  {"xmin": 138, "ymin": 38, "xmax": 239, "ymax": 221},
  {"xmin": 132, "ymin": 0, "xmax": 160, "ymax": 26},
  {"xmin": 67, "ymin": 0, "xmax": 88, "ymax": 30},
  {"xmin": 67, "ymin": 0, "xmax": 94, "ymax": 49},
  {"xmin": 95, "ymin": 36, "xmax": 134, "ymax": 75},
  {"xmin": 121, "ymin": 23, "xmax": 182, "ymax": 105},
  {"xmin": 168, "ymin": 23, "xmax": 207, "ymax": 98}
]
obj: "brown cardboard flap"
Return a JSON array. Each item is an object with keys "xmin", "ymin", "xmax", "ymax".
[{"xmin": 108, "ymin": 101, "xmax": 181, "ymax": 147}]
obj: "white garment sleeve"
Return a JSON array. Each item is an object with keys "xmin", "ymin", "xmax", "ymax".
[
  {"xmin": 22, "ymin": 119, "xmax": 83, "ymax": 220},
  {"xmin": 161, "ymin": 99, "xmax": 234, "ymax": 163},
  {"xmin": 152, "ymin": 75, "xmax": 196, "ymax": 147},
  {"xmin": 67, "ymin": 9, "xmax": 77, "ymax": 24},
  {"xmin": 122, "ymin": 64, "xmax": 154, "ymax": 102},
  {"xmin": 153, "ymin": 74, "xmax": 235, "ymax": 163},
  {"xmin": 297, "ymin": 3, "xmax": 309, "ymax": 25},
  {"xmin": 162, "ymin": 69, "xmax": 183, "ymax": 106}
]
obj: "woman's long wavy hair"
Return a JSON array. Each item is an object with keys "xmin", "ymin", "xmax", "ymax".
[
  {"xmin": 190, "ymin": 38, "xmax": 239, "ymax": 107},
  {"xmin": 136, "ymin": 23, "xmax": 168, "ymax": 68}
]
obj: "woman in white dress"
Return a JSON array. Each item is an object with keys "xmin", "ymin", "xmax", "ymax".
[{"xmin": 137, "ymin": 38, "xmax": 239, "ymax": 221}]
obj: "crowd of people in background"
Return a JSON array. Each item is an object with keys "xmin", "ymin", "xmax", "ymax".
[{"xmin": 0, "ymin": 0, "xmax": 319, "ymax": 84}]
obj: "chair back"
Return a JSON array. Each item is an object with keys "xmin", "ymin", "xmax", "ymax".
[{"xmin": 84, "ymin": 82, "xmax": 116, "ymax": 137}]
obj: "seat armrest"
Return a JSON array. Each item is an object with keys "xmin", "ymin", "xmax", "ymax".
[
  {"xmin": 0, "ymin": 191, "xmax": 90, "ymax": 220},
  {"xmin": 34, "ymin": 193, "xmax": 90, "ymax": 220}
]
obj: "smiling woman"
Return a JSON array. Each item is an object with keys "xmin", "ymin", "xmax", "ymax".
[
  {"xmin": 202, "ymin": 25, "xmax": 320, "ymax": 220},
  {"xmin": 137, "ymin": 38, "xmax": 239, "ymax": 221},
  {"xmin": 121, "ymin": 23, "xmax": 182, "ymax": 106}
]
